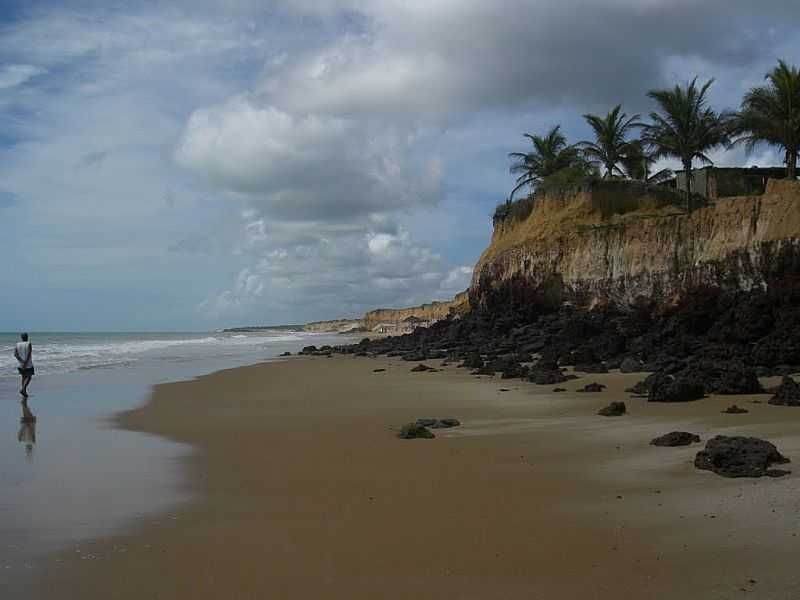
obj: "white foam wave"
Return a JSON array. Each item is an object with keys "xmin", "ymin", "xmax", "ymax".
[{"xmin": 0, "ymin": 331, "xmax": 314, "ymax": 378}]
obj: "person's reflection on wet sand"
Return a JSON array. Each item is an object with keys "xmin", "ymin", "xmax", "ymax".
[{"xmin": 18, "ymin": 399, "xmax": 36, "ymax": 460}]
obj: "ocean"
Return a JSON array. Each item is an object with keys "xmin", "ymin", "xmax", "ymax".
[{"xmin": 0, "ymin": 329, "xmax": 354, "ymax": 572}]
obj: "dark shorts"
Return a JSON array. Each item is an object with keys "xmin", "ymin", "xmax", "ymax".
[{"xmin": 18, "ymin": 367, "xmax": 34, "ymax": 377}]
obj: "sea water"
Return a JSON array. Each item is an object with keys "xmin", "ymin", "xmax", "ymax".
[{"xmin": 0, "ymin": 330, "xmax": 352, "ymax": 572}]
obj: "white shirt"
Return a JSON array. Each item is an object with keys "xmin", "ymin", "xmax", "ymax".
[{"xmin": 15, "ymin": 341, "xmax": 33, "ymax": 368}]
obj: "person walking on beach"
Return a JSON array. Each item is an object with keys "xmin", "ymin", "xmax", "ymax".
[{"xmin": 14, "ymin": 333, "xmax": 34, "ymax": 397}]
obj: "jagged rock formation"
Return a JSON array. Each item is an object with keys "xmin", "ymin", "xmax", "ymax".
[{"xmin": 471, "ymin": 179, "xmax": 800, "ymax": 312}]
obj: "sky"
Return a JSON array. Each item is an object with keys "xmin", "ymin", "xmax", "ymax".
[{"xmin": 0, "ymin": 0, "xmax": 797, "ymax": 331}]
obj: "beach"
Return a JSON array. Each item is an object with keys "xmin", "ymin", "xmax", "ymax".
[{"xmin": 17, "ymin": 354, "xmax": 800, "ymax": 599}]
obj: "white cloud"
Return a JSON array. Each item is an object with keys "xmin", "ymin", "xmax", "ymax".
[{"xmin": 0, "ymin": 64, "xmax": 46, "ymax": 89}]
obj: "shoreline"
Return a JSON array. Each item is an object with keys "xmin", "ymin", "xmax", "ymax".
[{"xmin": 18, "ymin": 354, "xmax": 800, "ymax": 598}]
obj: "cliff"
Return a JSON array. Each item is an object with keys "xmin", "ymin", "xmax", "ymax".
[
  {"xmin": 303, "ymin": 319, "xmax": 363, "ymax": 333},
  {"xmin": 471, "ymin": 179, "xmax": 800, "ymax": 311},
  {"xmin": 362, "ymin": 291, "xmax": 470, "ymax": 331}
]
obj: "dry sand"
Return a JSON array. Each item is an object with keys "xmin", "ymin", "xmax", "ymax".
[{"xmin": 19, "ymin": 356, "xmax": 800, "ymax": 599}]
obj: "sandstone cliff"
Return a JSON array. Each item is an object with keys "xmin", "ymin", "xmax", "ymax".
[
  {"xmin": 362, "ymin": 291, "xmax": 469, "ymax": 331},
  {"xmin": 303, "ymin": 319, "xmax": 363, "ymax": 333},
  {"xmin": 471, "ymin": 179, "xmax": 800, "ymax": 311}
]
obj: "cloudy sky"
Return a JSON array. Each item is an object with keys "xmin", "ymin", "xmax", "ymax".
[{"xmin": 0, "ymin": 0, "xmax": 796, "ymax": 330}]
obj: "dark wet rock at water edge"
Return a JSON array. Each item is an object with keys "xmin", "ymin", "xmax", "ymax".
[
  {"xmin": 417, "ymin": 418, "xmax": 461, "ymax": 429},
  {"xmin": 648, "ymin": 373, "xmax": 705, "ymax": 403},
  {"xmin": 279, "ymin": 351, "xmax": 292, "ymax": 356},
  {"xmin": 411, "ymin": 363, "xmax": 435, "ymax": 372},
  {"xmin": 768, "ymin": 376, "xmax": 800, "ymax": 406},
  {"xmin": 578, "ymin": 382, "xmax": 606, "ymax": 393},
  {"xmin": 650, "ymin": 431, "xmax": 701, "ymax": 446},
  {"xmin": 722, "ymin": 404, "xmax": 749, "ymax": 414},
  {"xmin": 597, "ymin": 401, "xmax": 626, "ymax": 416},
  {"xmin": 398, "ymin": 423, "xmax": 435, "ymax": 439},
  {"xmin": 300, "ymin": 345, "xmax": 317, "ymax": 354},
  {"xmin": 694, "ymin": 435, "xmax": 790, "ymax": 478}
]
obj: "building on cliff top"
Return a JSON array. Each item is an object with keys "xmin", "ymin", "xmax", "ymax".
[{"xmin": 671, "ymin": 166, "xmax": 786, "ymax": 199}]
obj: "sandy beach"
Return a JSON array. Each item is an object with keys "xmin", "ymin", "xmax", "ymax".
[{"xmin": 19, "ymin": 355, "xmax": 800, "ymax": 599}]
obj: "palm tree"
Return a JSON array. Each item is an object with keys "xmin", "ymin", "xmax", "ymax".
[
  {"xmin": 507, "ymin": 125, "xmax": 581, "ymax": 200},
  {"xmin": 731, "ymin": 60, "xmax": 800, "ymax": 179},
  {"xmin": 640, "ymin": 78, "xmax": 731, "ymax": 205},
  {"xmin": 579, "ymin": 104, "xmax": 641, "ymax": 178},
  {"xmin": 620, "ymin": 140, "xmax": 673, "ymax": 184}
]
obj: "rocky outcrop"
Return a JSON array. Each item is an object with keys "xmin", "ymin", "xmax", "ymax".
[
  {"xmin": 362, "ymin": 291, "xmax": 469, "ymax": 331},
  {"xmin": 471, "ymin": 179, "xmax": 800, "ymax": 312}
]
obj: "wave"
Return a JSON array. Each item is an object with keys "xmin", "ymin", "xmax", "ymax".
[{"xmin": 0, "ymin": 331, "xmax": 316, "ymax": 378}]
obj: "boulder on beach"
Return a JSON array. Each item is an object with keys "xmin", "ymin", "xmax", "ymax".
[
  {"xmin": 300, "ymin": 345, "xmax": 318, "ymax": 354},
  {"xmin": 694, "ymin": 435, "xmax": 790, "ymax": 477},
  {"xmin": 578, "ymin": 382, "xmax": 606, "ymax": 393},
  {"xmin": 460, "ymin": 354, "xmax": 484, "ymax": 369},
  {"xmin": 626, "ymin": 373, "xmax": 660, "ymax": 396},
  {"xmin": 398, "ymin": 423, "xmax": 435, "ymax": 439},
  {"xmin": 619, "ymin": 357, "xmax": 644, "ymax": 373},
  {"xmin": 416, "ymin": 418, "xmax": 461, "ymax": 429},
  {"xmin": 597, "ymin": 401, "xmax": 626, "ymax": 416},
  {"xmin": 721, "ymin": 404, "xmax": 748, "ymax": 414},
  {"xmin": 768, "ymin": 376, "xmax": 800, "ymax": 406},
  {"xmin": 648, "ymin": 373, "xmax": 705, "ymax": 403},
  {"xmin": 680, "ymin": 359, "xmax": 763, "ymax": 395},
  {"xmin": 279, "ymin": 351, "xmax": 292, "ymax": 356},
  {"xmin": 411, "ymin": 363, "xmax": 434, "ymax": 372},
  {"xmin": 528, "ymin": 369, "xmax": 572, "ymax": 385},
  {"xmin": 553, "ymin": 387, "xmax": 567, "ymax": 392},
  {"xmin": 650, "ymin": 431, "xmax": 701, "ymax": 447}
]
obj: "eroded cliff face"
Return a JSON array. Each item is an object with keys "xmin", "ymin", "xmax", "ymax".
[
  {"xmin": 471, "ymin": 179, "xmax": 800, "ymax": 311},
  {"xmin": 362, "ymin": 291, "xmax": 469, "ymax": 331},
  {"xmin": 303, "ymin": 319, "xmax": 363, "ymax": 333}
]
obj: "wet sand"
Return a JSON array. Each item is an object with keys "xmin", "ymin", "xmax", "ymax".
[{"xmin": 18, "ymin": 356, "xmax": 800, "ymax": 599}]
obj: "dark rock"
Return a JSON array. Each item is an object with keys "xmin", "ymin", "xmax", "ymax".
[
  {"xmin": 460, "ymin": 353, "xmax": 484, "ymax": 369},
  {"xmin": 300, "ymin": 345, "xmax": 318, "ymax": 354},
  {"xmin": 427, "ymin": 418, "xmax": 461, "ymax": 429},
  {"xmin": 650, "ymin": 431, "xmax": 701, "ymax": 447},
  {"xmin": 722, "ymin": 404, "xmax": 749, "ymax": 414},
  {"xmin": 579, "ymin": 382, "xmax": 606, "ymax": 393},
  {"xmin": 768, "ymin": 376, "xmax": 800, "ymax": 406},
  {"xmin": 619, "ymin": 357, "xmax": 643, "ymax": 373},
  {"xmin": 648, "ymin": 373, "xmax": 705, "ymax": 403},
  {"xmin": 279, "ymin": 351, "xmax": 292, "ymax": 356},
  {"xmin": 574, "ymin": 363, "xmax": 609, "ymax": 374},
  {"xmin": 598, "ymin": 401, "xmax": 626, "ymax": 416},
  {"xmin": 694, "ymin": 435, "xmax": 790, "ymax": 477},
  {"xmin": 679, "ymin": 359, "xmax": 763, "ymax": 395},
  {"xmin": 373, "ymin": 368, "xmax": 386, "ymax": 373},
  {"xmin": 528, "ymin": 369, "xmax": 570, "ymax": 385},
  {"xmin": 625, "ymin": 373, "xmax": 660, "ymax": 396},
  {"xmin": 398, "ymin": 423, "xmax": 435, "ymax": 439},
  {"xmin": 411, "ymin": 364, "xmax": 434, "ymax": 372},
  {"xmin": 553, "ymin": 387, "xmax": 567, "ymax": 392}
]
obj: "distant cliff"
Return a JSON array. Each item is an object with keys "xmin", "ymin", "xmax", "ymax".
[
  {"xmin": 362, "ymin": 291, "xmax": 469, "ymax": 331},
  {"xmin": 303, "ymin": 319, "xmax": 363, "ymax": 333},
  {"xmin": 471, "ymin": 179, "xmax": 800, "ymax": 311}
]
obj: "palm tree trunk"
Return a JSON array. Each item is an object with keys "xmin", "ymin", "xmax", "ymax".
[{"xmin": 683, "ymin": 160, "xmax": 693, "ymax": 212}]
